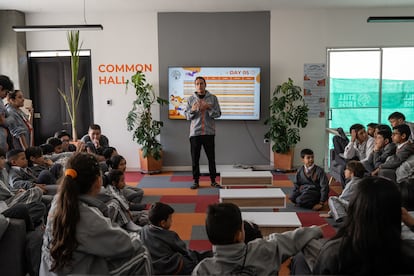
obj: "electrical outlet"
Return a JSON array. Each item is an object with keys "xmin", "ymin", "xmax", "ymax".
[{"xmin": 264, "ymin": 138, "xmax": 270, "ymax": 143}]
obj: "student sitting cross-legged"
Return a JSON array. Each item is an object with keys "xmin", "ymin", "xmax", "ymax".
[
  {"xmin": 39, "ymin": 153, "xmax": 152, "ymax": 276},
  {"xmin": 103, "ymin": 169, "xmax": 148, "ymax": 232},
  {"xmin": 192, "ymin": 202, "xmax": 323, "ymax": 275},
  {"xmin": 25, "ymin": 146, "xmax": 63, "ymax": 183},
  {"xmin": 7, "ymin": 149, "xmax": 50, "ymax": 194},
  {"xmin": 107, "ymin": 154, "xmax": 145, "ymax": 211},
  {"xmin": 0, "ymin": 148, "xmax": 46, "ymax": 227},
  {"xmin": 289, "ymin": 148, "xmax": 329, "ymax": 211},
  {"xmin": 141, "ymin": 202, "xmax": 212, "ymax": 275},
  {"xmin": 327, "ymin": 160, "xmax": 365, "ymax": 222}
]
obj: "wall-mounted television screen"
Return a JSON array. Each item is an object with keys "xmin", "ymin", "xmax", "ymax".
[{"xmin": 168, "ymin": 66, "xmax": 261, "ymax": 120}]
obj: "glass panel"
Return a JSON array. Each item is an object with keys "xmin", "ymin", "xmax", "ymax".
[
  {"xmin": 328, "ymin": 50, "xmax": 381, "ymax": 129},
  {"xmin": 382, "ymin": 48, "xmax": 414, "ymax": 123}
]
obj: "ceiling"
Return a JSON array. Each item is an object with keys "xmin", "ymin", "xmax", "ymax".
[{"xmin": 1, "ymin": 0, "xmax": 414, "ymax": 14}]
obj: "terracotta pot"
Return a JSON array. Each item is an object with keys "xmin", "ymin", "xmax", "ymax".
[
  {"xmin": 139, "ymin": 149, "xmax": 162, "ymax": 174},
  {"xmin": 273, "ymin": 149, "xmax": 294, "ymax": 170}
]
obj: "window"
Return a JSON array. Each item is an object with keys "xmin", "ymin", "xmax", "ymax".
[{"xmin": 327, "ymin": 47, "xmax": 414, "ymax": 164}]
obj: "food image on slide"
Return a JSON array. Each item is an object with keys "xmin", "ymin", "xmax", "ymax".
[{"xmin": 168, "ymin": 66, "xmax": 261, "ymax": 120}]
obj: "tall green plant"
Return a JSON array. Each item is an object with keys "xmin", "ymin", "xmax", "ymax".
[
  {"xmin": 57, "ymin": 31, "xmax": 85, "ymax": 141},
  {"xmin": 126, "ymin": 71, "xmax": 168, "ymax": 160},
  {"xmin": 264, "ymin": 78, "xmax": 309, "ymax": 153}
]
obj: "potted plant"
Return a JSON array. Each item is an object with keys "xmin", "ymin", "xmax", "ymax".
[
  {"xmin": 57, "ymin": 30, "xmax": 85, "ymax": 141},
  {"xmin": 264, "ymin": 78, "xmax": 309, "ymax": 170},
  {"xmin": 126, "ymin": 71, "xmax": 168, "ymax": 173}
]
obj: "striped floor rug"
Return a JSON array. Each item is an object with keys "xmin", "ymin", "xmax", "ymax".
[{"xmin": 125, "ymin": 171, "xmax": 341, "ymax": 251}]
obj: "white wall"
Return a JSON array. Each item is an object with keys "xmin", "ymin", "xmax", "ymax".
[
  {"xmin": 25, "ymin": 11, "xmax": 159, "ymax": 169},
  {"xmin": 24, "ymin": 7, "xmax": 414, "ymax": 169}
]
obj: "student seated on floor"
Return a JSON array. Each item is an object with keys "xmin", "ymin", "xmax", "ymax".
[
  {"xmin": 332, "ymin": 124, "xmax": 375, "ymax": 186},
  {"xmin": 25, "ymin": 146, "xmax": 62, "ymax": 182},
  {"xmin": 102, "ymin": 169, "xmax": 148, "ymax": 231},
  {"xmin": 80, "ymin": 124, "xmax": 110, "ymax": 161},
  {"xmin": 6, "ymin": 149, "xmax": 51, "ymax": 194},
  {"xmin": 378, "ymin": 124, "xmax": 414, "ymax": 183},
  {"xmin": 141, "ymin": 202, "xmax": 212, "ymax": 275},
  {"xmin": 326, "ymin": 160, "xmax": 365, "ymax": 222},
  {"xmin": 291, "ymin": 176, "xmax": 414, "ymax": 275},
  {"xmin": 192, "ymin": 202, "xmax": 323, "ymax": 275},
  {"xmin": 362, "ymin": 127, "xmax": 396, "ymax": 175},
  {"xmin": 289, "ymin": 148, "xmax": 329, "ymax": 211},
  {"xmin": 54, "ymin": 130, "xmax": 76, "ymax": 152},
  {"xmin": 0, "ymin": 148, "xmax": 46, "ymax": 227},
  {"xmin": 343, "ymin": 123, "xmax": 375, "ymax": 163},
  {"xmin": 312, "ymin": 176, "xmax": 414, "ymax": 275},
  {"xmin": 107, "ymin": 154, "xmax": 145, "ymax": 211},
  {"xmin": 388, "ymin": 111, "xmax": 414, "ymax": 141},
  {"xmin": 40, "ymin": 153, "xmax": 152, "ymax": 276},
  {"xmin": 366, "ymin": 122, "xmax": 378, "ymax": 138}
]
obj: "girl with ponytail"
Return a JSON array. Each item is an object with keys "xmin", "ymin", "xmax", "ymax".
[{"xmin": 39, "ymin": 153, "xmax": 152, "ymax": 275}]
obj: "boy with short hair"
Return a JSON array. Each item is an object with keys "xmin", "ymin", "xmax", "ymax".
[
  {"xmin": 192, "ymin": 202, "xmax": 323, "ymax": 275},
  {"xmin": 141, "ymin": 202, "xmax": 210, "ymax": 275},
  {"xmin": 289, "ymin": 148, "xmax": 329, "ymax": 211},
  {"xmin": 0, "ymin": 148, "xmax": 45, "ymax": 226},
  {"xmin": 363, "ymin": 129, "xmax": 396, "ymax": 175},
  {"xmin": 366, "ymin": 122, "xmax": 378, "ymax": 138},
  {"xmin": 378, "ymin": 124, "xmax": 414, "ymax": 182},
  {"xmin": 46, "ymin": 137, "xmax": 63, "ymax": 154},
  {"xmin": 343, "ymin": 123, "xmax": 375, "ymax": 163},
  {"xmin": 7, "ymin": 149, "xmax": 48, "ymax": 193},
  {"xmin": 80, "ymin": 124, "xmax": 109, "ymax": 161},
  {"xmin": 327, "ymin": 160, "xmax": 365, "ymax": 222}
]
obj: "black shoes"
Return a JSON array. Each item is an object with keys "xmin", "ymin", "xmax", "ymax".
[
  {"xmin": 190, "ymin": 181, "xmax": 221, "ymax": 189},
  {"xmin": 190, "ymin": 182, "xmax": 199, "ymax": 189},
  {"xmin": 211, "ymin": 182, "xmax": 221, "ymax": 188}
]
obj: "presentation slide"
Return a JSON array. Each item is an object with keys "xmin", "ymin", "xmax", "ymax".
[{"xmin": 168, "ymin": 66, "xmax": 261, "ymax": 120}]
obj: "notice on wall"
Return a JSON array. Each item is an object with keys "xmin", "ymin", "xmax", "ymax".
[{"xmin": 303, "ymin": 63, "xmax": 327, "ymax": 118}]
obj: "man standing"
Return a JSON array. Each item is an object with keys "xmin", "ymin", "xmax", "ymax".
[{"xmin": 185, "ymin": 77, "xmax": 221, "ymax": 189}]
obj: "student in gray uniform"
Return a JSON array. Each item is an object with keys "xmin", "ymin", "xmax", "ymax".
[
  {"xmin": 0, "ymin": 148, "xmax": 45, "ymax": 226},
  {"xmin": 103, "ymin": 169, "xmax": 148, "ymax": 231},
  {"xmin": 289, "ymin": 148, "xmax": 329, "ymax": 211},
  {"xmin": 107, "ymin": 154, "xmax": 145, "ymax": 210},
  {"xmin": 192, "ymin": 202, "xmax": 323, "ymax": 275},
  {"xmin": 141, "ymin": 202, "xmax": 211, "ymax": 275},
  {"xmin": 327, "ymin": 160, "xmax": 365, "ymax": 222},
  {"xmin": 39, "ymin": 152, "xmax": 152, "ymax": 276},
  {"xmin": 313, "ymin": 176, "xmax": 414, "ymax": 275}
]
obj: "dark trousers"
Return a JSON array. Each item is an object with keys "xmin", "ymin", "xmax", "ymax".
[
  {"xmin": 190, "ymin": 135, "xmax": 216, "ymax": 182},
  {"xmin": 2, "ymin": 204, "xmax": 34, "ymax": 231}
]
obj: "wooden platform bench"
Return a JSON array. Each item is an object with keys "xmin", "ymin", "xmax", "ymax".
[
  {"xmin": 241, "ymin": 212, "xmax": 302, "ymax": 236},
  {"xmin": 220, "ymin": 171, "xmax": 273, "ymax": 187},
  {"xmin": 219, "ymin": 188, "xmax": 286, "ymax": 209}
]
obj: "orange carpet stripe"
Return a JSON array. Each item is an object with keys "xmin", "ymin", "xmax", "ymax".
[
  {"xmin": 126, "ymin": 181, "xmax": 138, "ymax": 187},
  {"xmin": 171, "ymin": 213, "xmax": 207, "ymax": 240}
]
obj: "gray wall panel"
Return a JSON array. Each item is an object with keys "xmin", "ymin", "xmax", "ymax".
[{"xmin": 158, "ymin": 11, "xmax": 270, "ymax": 167}]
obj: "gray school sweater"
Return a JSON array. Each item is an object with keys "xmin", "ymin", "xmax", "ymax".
[{"xmin": 192, "ymin": 226, "xmax": 322, "ymax": 276}]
